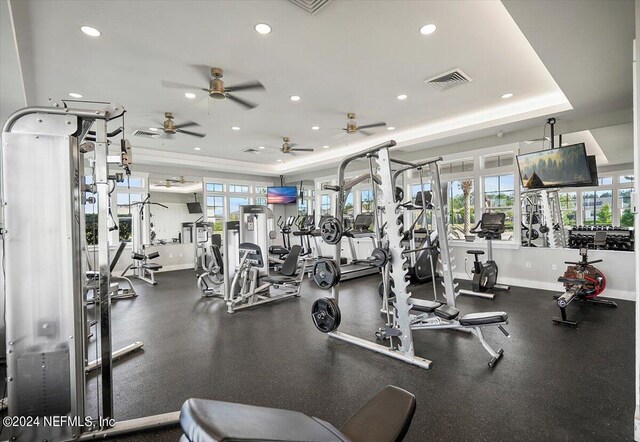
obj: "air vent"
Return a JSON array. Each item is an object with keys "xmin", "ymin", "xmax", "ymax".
[
  {"xmin": 133, "ymin": 129, "xmax": 161, "ymax": 138},
  {"xmin": 524, "ymin": 137, "xmax": 550, "ymax": 144},
  {"xmin": 424, "ymin": 68, "xmax": 472, "ymax": 91},
  {"xmin": 243, "ymin": 148, "xmax": 261, "ymax": 154},
  {"xmin": 288, "ymin": 0, "xmax": 332, "ymax": 15}
]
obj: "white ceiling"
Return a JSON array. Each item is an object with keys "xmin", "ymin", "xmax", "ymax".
[
  {"xmin": 2, "ymin": 0, "xmax": 635, "ymax": 176},
  {"xmin": 3, "ymin": 0, "xmax": 574, "ymax": 176}
]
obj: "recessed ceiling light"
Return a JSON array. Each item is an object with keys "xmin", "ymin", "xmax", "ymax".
[
  {"xmin": 387, "ymin": 126, "xmax": 395, "ymax": 131},
  {"xmin": 194, "ymin": 147, "xmax": 201, "ymax": 151},
  {"xmin": 501, "ymin": 93, "xmax": 514, "ymax": 99},
  {"xmin": 81, "ymin": 26, "xmax": 101, "ymax": 37},
  {"xmin": 397, "ymin": 94, "xmax": 408, "ymax": 100},
  {"xmin": 231, "ymin": 126, "xmax": 240, "ymax": 131},
  {"xmin": 258, "ymin": 146, "xmax": 265, "ymax": 150},
  {"xmin": 419, "ymin": 24, "xmax": 437, "ymax": 35},
  {"xmin": 184, "ymin": 92, "xmax": 196, "ymax": 99},
  {"xmin": 68, "ymin": 92, "xmax": 83, "ymax": 98},
  {"xmin": 149, "ymin": 127, "xmax": 159, "ymax": 131},
  {"xmin": 312, "ymin": 126, "xmax": 320, "ymax": 130},
  {"xmin": 289, "ymin": 95, "xmax": 301, "ymax": 102},
  {"xmin": 255, "ymin": 23, "xmax": 272, "ymax": 35},
  {"xmin": 323, "ymin": 145, "xmax": 329, "ymax": 149},
  {"xmin": 276, "ymin": 159, "xmax": 282, "ymax": 162}
]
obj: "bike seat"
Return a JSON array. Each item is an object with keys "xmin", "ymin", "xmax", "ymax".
[{"xmin": 466, "ymin": 250, "xmax": 485, "ymax": 256}]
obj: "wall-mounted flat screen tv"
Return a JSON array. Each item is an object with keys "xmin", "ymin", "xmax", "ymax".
[
  {"xmin": 517, "ymin": 143, "xmax": 593, "ymax": 189},
  {"xmin": 186, "ymin": 202, "xmax": 203, "ymax": 214},
  {"xmin": 267, "ymin": 186, "xmax": 298, "ymax": 204},
  {"xmin": 572, "ymin": 155, "xmax": 599, "ymax": 187}
]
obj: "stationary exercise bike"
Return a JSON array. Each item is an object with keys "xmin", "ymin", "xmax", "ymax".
[{"xmin": 458, "ymin": 212, "xmax": 510, "ymax": 300}]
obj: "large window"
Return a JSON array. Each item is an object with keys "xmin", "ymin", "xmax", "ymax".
[
  {"xmin": 482, "ymin": 174, "xmax": 514, "ymax": 238},
  {"xmin": 411, "ymin": 183, "xmax": 431, "ymax": 201},
  {"xmin": 206, "ymin": 183, "xmax": 223, "ymax": 192},
  {"xmin": 229, "ymin": 184, "xmax": 249, "ymax": 193},
  {"xmin": 255, "ymin": 186, "xmax": 267, "ymax": 194},
  {"xmin": 360, "ymin": 189, "xmax": 374, "ymax": 213},
  {"xmin": 483, "ymin": 153, "xmax": 514, "ymax": 169},
  {"xmin": 115, "ymin": 176, "xmax": 145, "ymax": 243},
  {"xmin": 321, "ymin": 194, "xmax": 331, "ymax": 215},
  {"xmin": 343, "ymin": 192, "xmax": 354, "ymax": 218},
  {"xmin": 229, "ymin": 197, "xmax": 250, "ymax": 221},
  {"xmin": 619, "ymin": 188, "xmax": 634, "ymax": 227},
  {"xmin": 559, "ymin": 192, "xmax": 577, "ymax": 227},
  {"xmin": 446, "ymin": 179, "xmax": 475, "ymax": 238},
  {"xmin": 206, "ymin": 196, "xmax": 224, "ymax": 232},
  {"xmin": 298, "ymin": 198, "xmax": 308, "ymax": 215},
  {"xmin": 440, "ymin": 159, "xmax": 474, "ymax": 175},
  {"xmin": 583, "ymin": 190, "xmax": 613, "ymax": 226}
]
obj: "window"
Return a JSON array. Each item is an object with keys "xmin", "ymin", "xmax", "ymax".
[
  {"xmin": 446, "ymin": 179, "xmax": 474, "ymax": 238},
  {"xmin": 321, "ymin": 194, "xmax": 331, "ymax": 215},
  {"xmin": 620, "ymin": 175, "xmax": 634, "ymax": 184},
  {"xmin": 298, "ymin": 199, "xmax": 308, "ymax": 215},
  {"xmin": 360, "ymin": 189, "xmax": 374, "ymax": 213},
  {"xmin": 229, "ymin": 197, "xmax": 249, "ymax": 221},
  {"xmin": 559, "ymin": 192, "xmax": 577, "ymax": 227},
  {"xmin": 598, "ymin": 177, "xmax": 613, "ymax": 186},
  {"xmin": 116, "ymin": 193, "xmax": 142, "ymax": 242},
  {"xmin": 619, "ymin": 188, "xmax": 634, "ymax": 227},
  {"xmin": 116, "ymin": 177, "xmax": 144, "ymax": 188},
  {"xmin": 440, "ymin": 159, "xmax": 474, "ymax": 175},
  {"xmin": 411, "ymin": 183, "xmax": 431, "ymax": 199},
  {"xmin": 483, "ymin": 153, "xmax": 513, "ymax": 169},
  {"xmin": 255, "ymin": 197, "xmax": 267, "ymax": 206},
  {"xmin": 582, "ymin": 190, "xmax": 613, "ymax": 226},
  {"xmin": 343, "ymin": 192, "xmax": 354, "ymax": 218},
  {"xmin": 482, "ymin": 175, "xmax": 514, "ymax": 238},
  {"xmin": 206, "ymin": 183, "xmax": 223, "ymax": 192},
  {"xmin": 255, "ymin": 186, "xmax": 267, "ymax": 194},
  {"xmin": 229, "ymin": 184, "xmax": 249, "ymax": 193},
  {"xmin": 206, "ymin": 196, "xmax": 224, "ymax": 232}
]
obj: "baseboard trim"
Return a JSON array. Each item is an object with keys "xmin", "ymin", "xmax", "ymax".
[{"xmin": 452, "ymin": 272, "xmax": 635, "ymax": 302}]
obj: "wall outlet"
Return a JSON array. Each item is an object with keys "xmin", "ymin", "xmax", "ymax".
[
  {"xmin": 552, "ymin": 264, "xmax": 557, "ymax": 271},
  {"xmin": 525, "ymin": 261, "xmax": 531, "ymax": 269}
]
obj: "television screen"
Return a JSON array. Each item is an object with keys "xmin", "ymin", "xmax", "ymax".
[
  {"xmin": 517, "ymin": 143, "xmax": 592, "ymax": 189},
  {"xmin": 186, "ymin": 202, "xmax": 203, "ymax": 214},
  {"xmin": 267, "ymin": 186, "xmax": 298, "ymax": 204},
  {"xmin": 572, "ymin": 155, "xmax": 598, "ymax": 187}
]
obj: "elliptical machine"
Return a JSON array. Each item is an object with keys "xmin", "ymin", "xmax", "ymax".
[{"xmin": 458, "ymin": 212, "xmax": 510, "ymax": 300}]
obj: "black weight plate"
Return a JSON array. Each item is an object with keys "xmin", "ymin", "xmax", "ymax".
[
  {"xmin": 320, "ymin": 217, "xmax": 343, "ymax": 245},
  {"xmin": 312, "ymin": 259, "xmax": 340, "ymax": 289},
  {"xmin": 371, "ymin": 247, "xmax": 389, "ymax": 267},
  {"xmin": 311, "ymin": 297, "xmax": 341, "ymax": 333}
]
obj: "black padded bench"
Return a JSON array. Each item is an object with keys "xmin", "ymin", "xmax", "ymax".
[
  {"xmin": 180, "ymin": 385, "xmax": 416, "ymax": 442},
  {"xmin": 410, "ymin": 299, "xmax": 507, "ymax": 325}
]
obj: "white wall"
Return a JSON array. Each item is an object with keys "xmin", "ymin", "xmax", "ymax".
[{"xmin": 451, "ymin": 242, "xmax": 635, "ymax": 301}]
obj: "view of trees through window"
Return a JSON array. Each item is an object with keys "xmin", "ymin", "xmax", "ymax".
[{"xmin": 447, "ymin": 179, "xmax": 474, "ymax": 237}]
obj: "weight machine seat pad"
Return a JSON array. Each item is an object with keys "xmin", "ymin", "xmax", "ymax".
[
  {"xmin": 459, "ymin": 311, "xmax": 508, "ymax": 326},
  {"xmin": 434, "ymin": 305, "xmax": 460, "ymax": 320},
  {"xmin": 180, "ymin": 398, "xmax": 348, "ymax": 442},
  {"xmin": 262, "ymin": 275, "xmax": 299, "ymax": 284},
  {"xmin": 142, "ymin": 263, "xmax": 163, "ymax": 270},
  {"xmin": 409, "ymin": 298, "xmax": 442, "ymax": 313},
  {"xmin": 269, "ymin": 246, "xmax": 289, "ymax": 255},
  {"xmin": 340, "ymin": 385, "xmax": 416, "ymax": 442},
  {"xmin": 558, "ymin": 277, "xmax": 586, "ymax": 285},
  {"xmin": 466, "ymin": 249, "xmax": 485, "ymax": 255}
]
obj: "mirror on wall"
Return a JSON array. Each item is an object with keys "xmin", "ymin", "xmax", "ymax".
[
  {"xmin": 517, "ymin": 122, "xmax": 634, "ymax": 252},
  {"xmin": 147, "ymin": 175, "xmax": 204, "ymax": 245}
]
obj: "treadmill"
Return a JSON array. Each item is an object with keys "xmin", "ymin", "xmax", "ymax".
[{"xmin": 340, "ymin": 213, "xmax": 380, "ymax": 281}]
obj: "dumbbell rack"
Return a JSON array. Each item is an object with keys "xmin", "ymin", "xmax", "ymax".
[{"xmin": 568, "ymin": 226, "xmax": 634, "ymax": 251}]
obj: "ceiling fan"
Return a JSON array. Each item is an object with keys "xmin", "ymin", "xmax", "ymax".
[
  {"xmin": 161, "ymin": 66, "xmax": 265, "ymax": 110},
  {"xmin": 281, "ymin": 137, "xmax": 314, "ymax": 155},
  {"xmin": 156, "ymin": 176, "xmax": 197, "ymax": 188},
  {"xmin": 149, "ymin": 112, "xmax": 206, "ymax": 138},
  {"xmin": 340, "ymin": 113, "xmax": 386, "ymax": 135}
]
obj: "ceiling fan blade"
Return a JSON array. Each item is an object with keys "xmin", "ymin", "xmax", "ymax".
[
  {"xmin": 225, "ymin": 93, "xmax": 258, "ymax": 110},
  {"xmin": 359, "ymin": 130, "xmax": 373, "ymax": 136},
  {"xmin": 358, "ymin": 122, "xmax": 387, "ymax": 130},
  {"xmin": 190, "ymin": 64, "xmax": 215, "ymax": 82},
  {"xmin": 176, "ymin": 128, "xmax": 206, "ymax": 138},
  {"xmin": 225, "ymin": 81, "xmax": 265, "ymax": 93},
  {"xmin": 161, "ymin": 80, "xmax": 208, "ymax": 92},
  {"xmin": 291, "ymin": 148, "xmax": 314, "ymax": 152},
  {"xmin": 174, "ymin": 120, "xmax": 199, "ymax": 129}
]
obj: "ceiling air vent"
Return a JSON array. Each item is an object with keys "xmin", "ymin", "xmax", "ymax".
[
  {"xmin": 424, "ymin": 68, "xmax": 472, "ymax": 92},
  {"xmin": 288, "ymin": 0, "xmax": 332, "ymax": 15},
  {"xmin": 133, "ymin": 129, "xmax": 161, "ymax": 139},
  {"xmin": 243, "ymin": 148, "xmax": 261, "ymax": 154}
]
